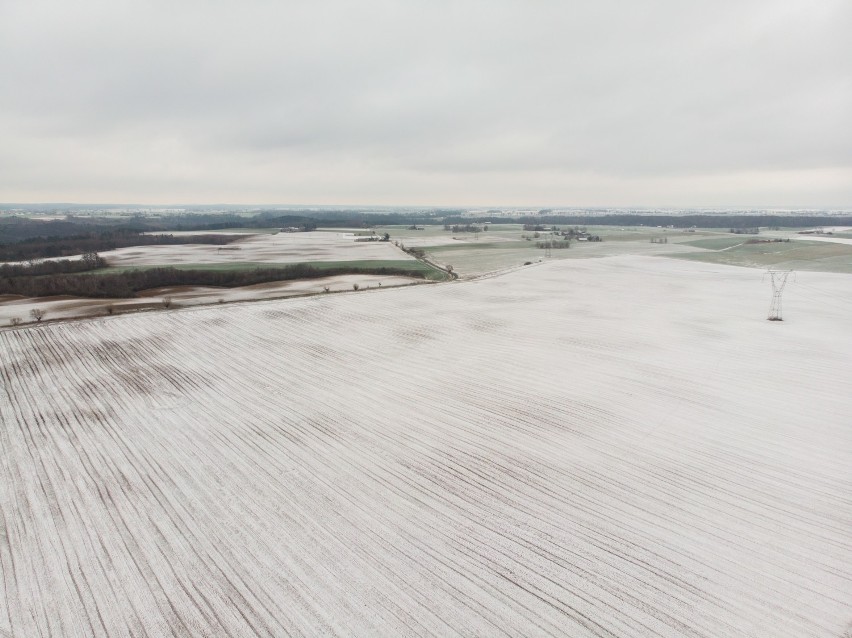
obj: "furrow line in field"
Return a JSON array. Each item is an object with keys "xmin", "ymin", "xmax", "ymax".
[
  {"xmin": 21, "ymin": 328, "xmax": 290, "ymax": 634},
  {"xmin": 3, "ymin": 256, "xmax": 851, "ymax": 636},
  {"xmin": 206, "ymin": 364, "xmax": 704, "ymax": 638}
]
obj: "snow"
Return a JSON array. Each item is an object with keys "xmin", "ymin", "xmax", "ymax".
[
  {"xmin": 1, "ymin": 231, "xmax": 415, "ymax": 267},
  {"xmin": 98, "ymin": 231, "xmax": 414, "ymax": 266},
  {"xmin": 0, "ymin": 275, "xmax": 421, "ymax": 324},
  {"xmin": 1, "ymin": 255, "xmax": 851, "ymax": 637},
  {"xmin": 791, "ymin": 234, "xmax": 852, "ymax": 246}
]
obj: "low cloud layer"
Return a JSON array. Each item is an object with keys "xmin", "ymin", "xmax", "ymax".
[{"xmin": 1, "ymin": 0, "xmax": 850, "ymax": 206}]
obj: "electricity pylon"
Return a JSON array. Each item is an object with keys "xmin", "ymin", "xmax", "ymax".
[
  {"xmin": 763, "ymin": 270, "xmax": 793, "ymax": 321},
  {"xmin": 545, "ymin": 232, "xmax": 553, "ymax": 258}
]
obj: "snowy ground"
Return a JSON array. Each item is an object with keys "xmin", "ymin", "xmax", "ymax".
[
  {"xmin": 2, "ymin": 231, "xmax": 414, "ymax": 268},
  {"xmin": 791, "ymin": 234, "xmax": 852, "ymax": 246},
  {"xmin": 1, "ymin": 256, "xmax": 851, "ymax": 637},
  {"xmin": 0, "ymin": 231, "xmax": 424, "ymax": 324},
  {"xmin": 97, "ymin": 231, "xmax": 415, "ymax": 267},
  {"xmin": 0, "ymin": 274, "xmax": 420, "ymax": 325}
]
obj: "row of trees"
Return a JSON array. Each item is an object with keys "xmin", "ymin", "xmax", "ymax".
[
  {"xmin": 0, "ymin": 230, "xmax": 236, "ymax": 261},
  {"xmin": 444, "ymin": 214, "xmax": 852, "ymax": 229},
  {"xmin": 8, "ymin": 309, "xmax": 44, "ymax": 326},
  {"xmin": 536, "ymin": 240, "xmax": 572, "ymax": 249},
  {"xmin": 0, "ymin": 264, "xmax": 428, "ymax": 299},
  {"xmin": 443, "ymin": 224, "xmax": 487, "ymax": 233},
  {"xmin": 354, "ymin": 233, "xmax": 391, "ymax": 242},
  {"xmin": 0, "ymin": 252, "xmax": 106, "ymax": 277},
  {"xmin": 730, "ymin": 227, "xmax": 760, "ymax": 234}
]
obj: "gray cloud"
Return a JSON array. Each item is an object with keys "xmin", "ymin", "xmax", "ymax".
[{"xmin": 1, "ymin": 0, "xmax": 850, "ymax": 205}]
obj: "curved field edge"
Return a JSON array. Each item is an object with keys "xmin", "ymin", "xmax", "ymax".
[{"xmin": 1, "ymin": 255, "xmax": 851, "ymax": 637}]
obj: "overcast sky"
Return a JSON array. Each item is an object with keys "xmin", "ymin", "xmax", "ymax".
[{"xmin": 1, "ymin": 0, "xmax": 850, "ymax": 207}]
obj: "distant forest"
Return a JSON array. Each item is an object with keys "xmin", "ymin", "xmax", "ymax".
[
  {"xmin": 0, "ymin": 210, "xmax": 451, "ymax": 246},
  {"xmin": 0, "ymin": 263, "xmax": 428, "ymax": 299},
  {"xmin": 3, "ymin": 209, "xmax": 850, "ymax": 300},
  {"xmin": 0, "ymin": 230, "xmax": 237, "ymax": 261},
  {"xmin": 3, "ymin": 210, "xmax": 849, "ymax": 254}
]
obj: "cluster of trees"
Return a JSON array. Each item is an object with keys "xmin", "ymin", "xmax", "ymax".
[
  {"xmin": 536, "ymin": 239, "xmax": 571, "ymax": 249},
  {"xmin": 0, "ymin": 252, "xmax": 107, "ymax": 277},
  {"xmin": 529, "ymin": 227, "xmax": 602, "ymax": 244},
  {"xmin": 730, "ymin": 228, "xmax": 760, "ymax": 234},
  {"xmin": 0, "ymin": 230, "xmax": 236, "ymax": 261},
  {"xmin": 402, "ymin": 246, "xmax": 427, "ymax": 259},
  {"xmin": 7, "ymin": 309, "xmax": 44, "ymax": 326},
  {"xmin": 443, "ymin": 224, "xmax": 487, "ymax": 233},
  {"xmin": 354, "ymin": 233, "xmax": 391, "ymax": 242},
  {"xmin": 0, "ymin": 264, "xmax": 428, "ymax": 299}
]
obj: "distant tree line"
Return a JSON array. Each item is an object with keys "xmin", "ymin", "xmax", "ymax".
[
  {"xmin": 536, "ymin": 240, "xmax": 572, "ymax": 249},
  {"xmin": 0, "ymin": 210, "xmax": 460, "ymax": 246},
  {"xmin": 444, "ymin": 214, "xmax": 852, "ymax": 229},
  {"xmin": 354, "ymin": 233, "xmax": 391, "ymax": 242},
  {"xmin": 0, "ymin": 252, "xmax": 107, "ymax": 277},
  {"xmin": 401, "ymin": 246, "xmax": 427, "ymax": 259},
  {"xmin": 4, "ymin": 210, "xmax": 852, "ymax": 250},
  {"xmin": 729, "ymin": 227, "xmax": 760, "ymax": 234},
  {"xmin": 0, "ymin": 230, "xmax": 237, "ymax": 261},
  {"xmin": 443, "ymin": 224, "xmax": 487, "ymax": 233},
  {"xmin": 0, "ymin": 264, "xmax": 428, "ymax": 299}
]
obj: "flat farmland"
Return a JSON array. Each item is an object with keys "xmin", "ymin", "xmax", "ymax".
[
  {"xmin": 94, "ymin": 231, "xmax": 416, "ymax": 267},
  {"xmin": 1, "ymin": 256, "xmax": 851, "ymax": 637},
  {"xmin": 0, "ymin": 231, "xmax": 436, "ymax": 324}
]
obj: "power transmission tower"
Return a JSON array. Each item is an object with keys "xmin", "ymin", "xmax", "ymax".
[
  {"xmin": 545, "ymin": 232, "xmax": 552, "ymax": 258},
  {"xmin": 763, "ymin": 270, "xmax": 794, "ymax": 321}
]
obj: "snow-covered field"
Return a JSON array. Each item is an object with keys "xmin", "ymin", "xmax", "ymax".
[
  {"xmin": 1, "ymin": 231, "xmax": 425, "ymax": 323},
  {"xmin": 0, "ymin": 274, "xmax": 420, "ymax": 325},
  {"xmin": 791, "ymin": 234, "xmax": 852, "ymax": 246},
  {"xmin": 4, "ymin": 231, "xmax": 414, "ymax": 268},
  {"xmin": 1, "ymin": 256, "xmax": 851, "ymax": 637},
  {"xmin": 99, "ymin": 231, "xmax": 414, "ymax": 267}
]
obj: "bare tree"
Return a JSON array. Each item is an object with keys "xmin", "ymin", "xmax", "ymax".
[
  {"xmin": 81, "ymin": 251, "xmax": 103, "ymax": 269},
  {"xmin": 29, "ymin": 308, "xmax": 45, "ymax": 322},
  {"xmin": 9, "ymin": 317, "xmax": 22, "ymax": 326},
  {"xmin": 162, "ymin": 297, "xmax": 173, "ymax": 309},
  {"xmin": 353, "ymin": 283, "xmax": 360, "ymax": 291}
]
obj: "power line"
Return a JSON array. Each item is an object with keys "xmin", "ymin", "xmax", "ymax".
[{"xmin": 763, "ymin": 270, "xmax": 794, "ymax": 321}]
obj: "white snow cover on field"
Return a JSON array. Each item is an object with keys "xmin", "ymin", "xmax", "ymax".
[
  {"xmin": 1, "ymin": 231, "xmax": 416, "ymax": 267},
  {"xmin": 399, "ymin": 234, "xmax": 517, "ymax": 247},
  {"xmin": 0, "ymin": 274, "xmax": 421, "ymax": 324},
  {"xmin": 100, "ymin": 231, "xmax": 415, "ymax": 266},
  {"xmin": 791, "ymin": 234, "xmax": 852, "ymax": 246},
  {"xmin": 1, "ymin": 256, "xmax": 851, "ymax": 637}
]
